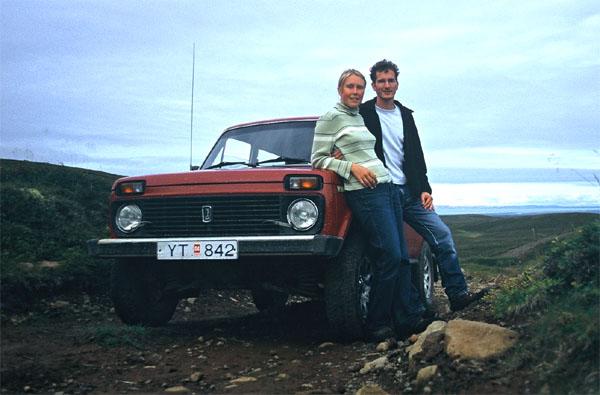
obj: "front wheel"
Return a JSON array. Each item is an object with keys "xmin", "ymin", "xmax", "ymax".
[
  {"xmin": 324, "ymin": 228, "xmax": 370, "ymax": 340},
  {"xmin": 111, "ymin": 259, "xmax": 179, "ymax": 326}
]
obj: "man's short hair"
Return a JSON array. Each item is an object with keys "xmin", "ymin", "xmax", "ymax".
[{"xmin": 369, "ymin": 59, "xmax": 399, "ymax": 82}]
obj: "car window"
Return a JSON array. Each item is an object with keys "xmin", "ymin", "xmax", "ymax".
[{"xmin": 202, "ymin": 120, "xmax": 316, "ymax": 169}]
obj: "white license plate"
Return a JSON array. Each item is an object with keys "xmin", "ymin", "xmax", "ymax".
[{"xmin": 157, "ymin": 240, "xmax": 238, "ymax": 260}]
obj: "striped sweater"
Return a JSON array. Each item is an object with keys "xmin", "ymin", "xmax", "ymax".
[{"xmin": 311, "ymin": 102, "xmax": 391, "ymax": 191}]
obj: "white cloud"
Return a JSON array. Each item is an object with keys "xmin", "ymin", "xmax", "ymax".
[
  {"xmin": 434, "ymin": 182, "xmax": 600, "ymax": 207},
  {"xmin": 427, "ymin": 146, "xmax": 600, "ymax": 170}
]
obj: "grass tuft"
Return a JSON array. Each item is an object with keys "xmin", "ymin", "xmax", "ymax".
[{"xmin": 88, "ymin": 324, "xmax": 149, "ymax": 349}]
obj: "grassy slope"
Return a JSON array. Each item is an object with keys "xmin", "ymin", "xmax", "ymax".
[
  {"xmin": 0, "ymin": 159, "xmax": 122, "ymax": 312},
  {"xmin": 442, "ymin": 213, "xmax": 597, "ymax": 278}
]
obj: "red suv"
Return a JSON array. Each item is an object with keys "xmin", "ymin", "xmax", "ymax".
[{"xmin": 88, "ymin": 117, "xmax": 436, "ymax": 339}]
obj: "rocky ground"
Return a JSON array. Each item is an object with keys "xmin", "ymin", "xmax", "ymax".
[{"xmin": 1, "ymin": 277, "xmax": 528, "ymax": 395}]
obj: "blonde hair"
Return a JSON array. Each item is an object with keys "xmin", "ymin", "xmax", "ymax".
[{"xmin": 337, "ymin": 69, "xmax": 366, "ymax": 90}]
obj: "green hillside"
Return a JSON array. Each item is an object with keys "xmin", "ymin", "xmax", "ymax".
[
  {"xmin": 442, "ymin": 213, "xmax": 596, "ymax": 275},
  {"xmin": 0, "ymin": 159, "xmax": 122, "ymax": 312}
]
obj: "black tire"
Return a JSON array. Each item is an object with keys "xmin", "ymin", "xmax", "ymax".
[
  {"xmin": 324, "ymin": 228, "xmax": 370, "ymax": 340},
  {"xmin": 412, "ymin": 242, "xmax": 435, "ymax": 310},
  {"xmin": 251, "ymin": 287, "xmax": 289, "ymax": 312},
  {"xmin": 111, "ymin": 259, "xmax": 179, "ymax": 326}
]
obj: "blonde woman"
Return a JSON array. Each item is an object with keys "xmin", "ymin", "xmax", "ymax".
[{"xmin": 311, "ymin": 69, "xmax": 433, "ymax": 342}]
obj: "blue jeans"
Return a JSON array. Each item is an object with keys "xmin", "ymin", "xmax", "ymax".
[
  {"xmin": 395, "ymin": 184, "xmax": 468, "ymax": 298},
  {"xmin": 345, "ymin": 183, "xmax": 425, "ymax": 331}
]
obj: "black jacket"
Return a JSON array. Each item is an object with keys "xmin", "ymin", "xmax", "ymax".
[{"xmin": 359, "ymin": 98, "xmax": 432, "ymax": 197}]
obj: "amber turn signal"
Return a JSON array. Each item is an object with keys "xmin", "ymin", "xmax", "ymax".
[
  {"xmin": 117, "ymin": 181, "xmax": 145, "ymax": 195},
  {"xmin": 285, "ymin": 175, "xmax": 322, "ymax": 190}
]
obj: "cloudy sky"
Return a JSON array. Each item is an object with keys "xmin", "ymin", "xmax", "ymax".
[{"xmin": 1, "ymin": 0, "xmax": 599, "ymax": 206}]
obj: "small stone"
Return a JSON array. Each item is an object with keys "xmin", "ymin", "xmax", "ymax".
[
  {"xmin": 355, "ymin": 384, "xmax": 389, "ymax": 395},
  {"xmin": 359, "ymin": 356, "xmax": 388, "ymax": 374},
  {"xmin": 375, "ymin": 341, "xmax": 390, "ymax": 352},
  {"xmin": 318, "ymin": 342, "xmax": 335, "ymax": 349},
  {"xmin": 409, "ymin": 334, "xmax": 419, "ymax": 343},
  {"xmin": 50, "ymin": 300, "xmax": 70, "ymax": 309},
  {"xmin": 197, "ymin": 336, "xmax": 204, "ymax": 342},
  {"xmin": 229, "ymin": 376, "xmax": 257, "ymax": 384},
  {"xmin": 416, "ymin": 365, "xmax": 438, "ymax": 385},
  {"xmin": 276, "ymin": 373, "xmax": 289, "ymax": 380},
  {"xmin": 23, "ymin": 386, "xmax": 33, "ymax": 393},
  {"xmin": 189, "ymin": 372, "xmax": 203, "ymax": 382},
  {"xmin": 164, "ymin": 385, "xmax": 190, "ymax": 393}
]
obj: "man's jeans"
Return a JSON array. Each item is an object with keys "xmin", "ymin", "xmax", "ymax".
[
  {"xmin": 395, "ymin": 184, "xmax": 468, "ymax": 298},
  {"xmin": 345, "ymin": 183, "xmax": 424, "ymax": 331}
]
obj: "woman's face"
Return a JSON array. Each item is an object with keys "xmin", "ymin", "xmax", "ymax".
[{"xmin": 338, "ymin": 74, "xmax": 365, "ymax": 109}]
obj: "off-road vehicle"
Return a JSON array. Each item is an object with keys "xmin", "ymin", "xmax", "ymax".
[{"xmin": 88, "ymin": 117, "xmax": 437, "ymax": 339}]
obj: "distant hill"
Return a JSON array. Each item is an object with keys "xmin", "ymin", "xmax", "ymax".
[{"xmin": 0, "ymin": 159, "xmax": 122, "ymax": 312}]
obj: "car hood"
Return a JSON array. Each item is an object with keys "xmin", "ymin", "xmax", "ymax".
[{"xmin": 113, "ymin": 167, "xmax": 341, "ymax": 189}]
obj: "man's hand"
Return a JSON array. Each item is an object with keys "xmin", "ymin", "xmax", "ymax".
[
  {"xmin": 351, "ymin": 163, "xmax": 377, "ymax": 189},
  {"xmin": 421, "ymin": 192, "xmax": 434, "ymax": 210}
]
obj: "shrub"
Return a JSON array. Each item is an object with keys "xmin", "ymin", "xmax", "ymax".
[{"xmin": 492, "ymin": 220, "xmax": 600, "ymax": 393}]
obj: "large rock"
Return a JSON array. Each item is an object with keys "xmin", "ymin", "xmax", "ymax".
[
  {"xmin": 445, "ymin": 319, "xmax": 518, "ymax": 360},
  {"xmin": 407, "ymin": 321, "xmax": 447, "ymax": 362}
]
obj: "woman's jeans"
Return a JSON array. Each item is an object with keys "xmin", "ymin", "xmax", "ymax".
[{"xmin": 345, "ymin": 183, "xmax": 425, "ymax": 331}]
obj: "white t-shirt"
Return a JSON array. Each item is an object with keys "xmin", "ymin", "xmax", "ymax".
[{"xmin": 376, "ymin": 104, "xmax": 407, "ymax": 185}]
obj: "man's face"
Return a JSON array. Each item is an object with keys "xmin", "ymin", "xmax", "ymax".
[
  {"xmin": 372, "ymin": 69, "xmax": 398, "ymax": 101},
  {"xmin": 338, "ymin": 74, "xmax": 365, "ymax": 109}
]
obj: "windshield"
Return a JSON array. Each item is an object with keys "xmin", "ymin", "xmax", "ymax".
[{"xmin": 201, "ymin": 120, "xmax": 316, "ymax": 170}]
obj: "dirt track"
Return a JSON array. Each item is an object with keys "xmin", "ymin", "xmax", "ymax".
[{"xmin": 1, "ymin": 281, "xmax": 525, "ymax": 395}]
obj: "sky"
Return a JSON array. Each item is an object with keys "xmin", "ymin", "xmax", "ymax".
[{"xmin": 1, "ymin": 0, "xmax": 599, "ymax": 208}]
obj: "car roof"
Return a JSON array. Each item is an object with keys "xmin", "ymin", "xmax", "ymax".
[{"xmin": 224, "ymin": 116, "xmax": 319, "ymax": 132}]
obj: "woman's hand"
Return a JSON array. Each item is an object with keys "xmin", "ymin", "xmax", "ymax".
[{"xmin": 351, "ymin": 163, "xmax": 377, "ymax": 189}]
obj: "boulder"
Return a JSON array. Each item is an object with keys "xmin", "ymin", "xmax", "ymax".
[{"xmin": 445, "ymin": 319, "xmax": 518, "ymax": 360}]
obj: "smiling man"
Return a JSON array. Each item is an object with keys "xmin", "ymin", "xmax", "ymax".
[{"xmin": 359, "ymin": 59, "xmax": 487, "ymax": 312}]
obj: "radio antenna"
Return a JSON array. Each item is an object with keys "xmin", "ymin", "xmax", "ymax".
[{"xmin": 189, "ymin": 43, "xmax": 198, "ymax": 170}]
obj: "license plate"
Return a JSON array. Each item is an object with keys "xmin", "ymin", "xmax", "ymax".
[{"xmin": 157, "ymin": 240, "xmax": 238, "ymax": 260}]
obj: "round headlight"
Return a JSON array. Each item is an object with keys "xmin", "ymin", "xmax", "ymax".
[
  {"xmin": 115, "ymin": 204, "xmax": 142, "ymax": 233},
  {"xmin": 287, "ymin": 199, "xmax": 318, "ymax": 231}
]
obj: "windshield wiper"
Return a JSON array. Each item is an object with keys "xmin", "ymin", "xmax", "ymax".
[
  {"xmin": 255, "ymin": 156, "xmax": 308, "ymax": 166},
  {"xmin": 205, "ymin": 161, "xmax": 256, "ymax": 170}
]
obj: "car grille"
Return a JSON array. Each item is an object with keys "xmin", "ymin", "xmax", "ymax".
[{"xmin": 135, "ymin": 195, "xmax": 284, "ymax": 237}]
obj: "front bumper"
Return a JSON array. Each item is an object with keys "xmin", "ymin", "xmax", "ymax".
[{"xmin": 87, "ymin": 235, "xmax": 344, "ymax": 258}]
